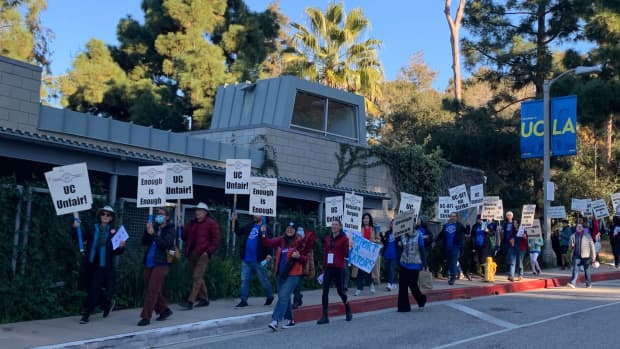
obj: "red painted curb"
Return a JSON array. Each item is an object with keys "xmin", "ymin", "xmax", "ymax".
[{"xmin": 294, "ymin": 270, "xmax": 620, "ymax": 323}]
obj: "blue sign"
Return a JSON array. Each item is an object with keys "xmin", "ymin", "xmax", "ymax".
[{"xmin": 520, "ymin": 95, "xmax": 577, "ymax": 159}]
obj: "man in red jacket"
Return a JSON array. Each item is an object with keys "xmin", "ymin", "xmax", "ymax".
[{"xmin": 179, "ymin": 202, "xmax": 220, "ymax": 310}]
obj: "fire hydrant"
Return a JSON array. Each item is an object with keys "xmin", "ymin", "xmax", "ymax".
[{"xmin": 484, "ymin": 256, "xmax": 496, "ymax": 283}]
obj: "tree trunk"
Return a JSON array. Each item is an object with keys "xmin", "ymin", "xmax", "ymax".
[
  {"xmin": 607, "ymin": 112, "xmax": 613, "ymax": 165},
  {"xmin": 444, "ymin": 0, "xmax": 465, "ymax": 103}
]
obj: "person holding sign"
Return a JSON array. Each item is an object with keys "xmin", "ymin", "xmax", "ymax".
[
  {"xmin": 500, "ymin": 211, "xmax": 520, "ymax": 281},
  {"xmin": 352, "ymin": 213, "xmax": 380, "ymax": 296},
  {"xmin": 528, "ymin": 233, "xmax": 543, "ymax": 275},
  {"xmin": 75, "ymin": 206, "xmax": 125, "ymax": 324},
  {"xmin": 179, "ymin": 202, "xmax": 221, "ymax": 310},
  {"xmin": 137, "ymin": 207, "xmax": 175, "ymax": 326},
  {"xmin": 396, "ymin": 223, "xmax": 428, "ymax": 312},
  {"xmin": 317, "ymin": 219, "xmax": 353, "ymax": 324},
  {"xmin": 261, "ymin": 221, "xmax": 316, "ymax": 331},
  {"xmin": 232, "ymin": 214, "xmax": 274, "ymax": 308},
  {"xmin": 470, "ymin": 215, "xmax": 490, "ymax": 277},
  {"xmin": 436, "ymin": 212, "xmax": 466, "ymax": 285},
  {"xmin": 566, "ymin": 224, "xmax": 597, "ymax": 288}
]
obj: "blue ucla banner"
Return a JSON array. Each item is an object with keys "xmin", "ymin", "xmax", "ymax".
[{"xmin": 520, "ymin": 95, "xmax": 577, "ymax": 159}]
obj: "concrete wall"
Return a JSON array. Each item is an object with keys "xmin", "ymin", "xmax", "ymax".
[{"xmin": 0, "ymin": 56, "xmax": 42, "ymax": 131}]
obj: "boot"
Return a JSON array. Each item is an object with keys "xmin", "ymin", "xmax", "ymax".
[
  {"xmin": 345, "ymin": 303, "xmax": 352, "ymax": 321},
  {"xmin": 317, "ymin": 310, "xmax": 329, "ymax": 325}
]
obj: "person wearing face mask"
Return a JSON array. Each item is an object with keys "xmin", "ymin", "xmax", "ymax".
[
  {"xmin": 137, "ymin": 207, "xmax": 176, "ymax": 326},
  {"xmin": 179, "ymin": 202, "xmax": 221, "ymax": 310},
  {"xmin": 261, "ymin": 221, "xmax": 316, "ymax": 330},
  {"xmin": 74, "ymin": 205, "xmax": 125, "ymax": 324},
  {"xmin": 567, "ymin": 223, "xmax": 597, "ymax": 289}
]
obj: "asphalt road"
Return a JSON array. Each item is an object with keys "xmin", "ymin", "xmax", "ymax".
[{"xmin": 157, "ymin": 280, "xmax": 620, "ymax": 349}]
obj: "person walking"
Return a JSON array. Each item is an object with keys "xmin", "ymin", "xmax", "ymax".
[
  {"xmin": 179, "ymin": 202, "xmax": 220, "ymax": 310},
  {"xmin": 559, "ymin": 220, "xmax": 572, "ymax": 270},
  {"xmin": 138, "ymin": 207, "xmax": 175, "ymax": 326},
  {"xmin": 262, "ymin": 221, "xmax": 316, "ymax": 330},
  {"xmin": 317, "ymin": 219, "xmax": 352, "ymax": 324},
  {"xmin": 567, "ymin": 224, "xmax": 597, "ymax": 288},
  {"xmin": 436, "ymin": 212, "xmax": 466, "ymax": 285},
  {"xmin": 75, "ymin": 205, "xmax": 125, "ymax": 324},
  {"xmin": 501, "ymin": 211, "xmax": 520, "ymax": 282},
  {"xmin": 353, "ymin": 213, "xmax": 380, "ymax": 295},
  {"xmin": 380, "ymin": 219, "xmax": 398, "ymax": 291},
  {"xmin": 396, "ymin": 224, "xmax": 428, "ymax": 312},
  {"xmin": 528, "ymin": 232, "xmax": 543, "ymax": 275},
  {"xmin": 610, "ymin": 216, "xmax": 620, "ymax": 268},
  {"xmin": 232, "ymin": 213, "xmax": 274, "ymax": 307},
  {"xmin": 470, "ymin": 215, "xmax": 490, "ymax": 277}
]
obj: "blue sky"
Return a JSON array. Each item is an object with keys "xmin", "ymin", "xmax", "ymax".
[{"xmin": 42, "ymin": 1, "xmax": 460, "ymax": 90}]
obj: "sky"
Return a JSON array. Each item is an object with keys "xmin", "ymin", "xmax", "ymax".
[{"xmin": 41, "ymin": 0, "xmax": 460, "ymax": 91}]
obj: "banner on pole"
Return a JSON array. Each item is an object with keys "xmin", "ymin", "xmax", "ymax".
[
  {"xmin": 325, "ymin": 196, "xmax": 344, "ymax": 227},
  {"xmin": 137, "ymin": 165, "xmax": 167, "ymax": 208},
  {"xmin": 520, "ymin": 95, "xmax": 577, "ymax": 159},
  {"xmin": 249, "ymin": 177, "xmax": 277, "ymax": 217},
  {"xmin": 165, "ymin": 162, "xmax": 193, "ymax": 199},
  {"xmin": 343, "ymin": 193, "xmax": 364, "ymax": 232},
  {"xmin": 225, "ymin": 159, "xmax": 251, "ymax": 194},
  {"xmin": 45, "ymin": 163, "xmax": 93, "ymax": 215}
]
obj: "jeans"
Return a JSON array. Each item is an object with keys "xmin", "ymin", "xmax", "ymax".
[
  {"xmin": 446, "ymin": 247, "xmax": 461, "ymax": 280},
  {"xmin": 384, "ymin": 258, "xmax": 397, "ymax": 284},
  {"xmin": 272, "ymin": 276, "xmax": 300, "ymax": 322},
  {"xmin": 570, "ymin": 257, "xmax": 592, "ymax": 286},
  {"xmin": 240, "ymin": 261, "xmax": 273, "ymax": 302},
  {"xmin": 508, "ymin": 246, "xmax": 519, "ymax": 278},
  {"xmin": 516, "ymin": 249, "xmax": 526, "ymax": 277}
]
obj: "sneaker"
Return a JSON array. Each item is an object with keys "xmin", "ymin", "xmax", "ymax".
[
  {"xmin": 264, "ymin": 297, "xmax": 274, "ymax": 306},
  {"xmin": 567, "ymin": 283, "xmax": 576, "ymax": 289},
  {"xmin": 103, "ymin": 299, "xmax": 115, "ymax": 318},
  {"xmin": 156, "ymin": 308, "xmax": 172, "ymax": 321},
  {"xmin": 79, "ymin": 315, "xmax": 89, "ymax": 324},
  {"xmin": 507, "ymin": 277, "xmax": 514, "ymax": 282},
  {"xmin": 268, "ymin": 321, "xmax": 278, "ymax": 331},
  {"xmin": 354, "ymin": 289, "xmax": 361, "ymax": 296},
  {"xmin": 235, "ymin": 300, "xmax": 249, "ymax": 308},
  {"xmin": 448, "ymin": 278, "xmax": 455, "ymax": 285},
  {"xmin": 466, "ymin": 273, "xmax": 473, "ymax": 281},
  {"xmin": 385, "ymin": 284, "xmax": 392, "ymax": 291},
  {"xmin": 516, "ymin": 276, "xmax": 522, "ymax": 281},
  {"xmin": 586, "ymin": 285, "xmax": 592, "ymax": 289},
  {"xmin": 281, "ymin": 320, "xmax": 296, "ymax": 329},
  {"xmin": 195, "ymin": 298, "xmax": 210, "ymax": 307},
  {"xmin": 370, "ymin": 284, "xmax": 376, "ymax": 294},
  {"xmin": 178, "ymin": 301, "xmax": 194, "ymax": 310},
  {"xmin": 137, "ymin": 318, "xmax": 150, "ymax": 326}
]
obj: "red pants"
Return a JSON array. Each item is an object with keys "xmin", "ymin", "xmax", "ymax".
[{"xmin": 140, "ymin": 266, "xmax": 169, "ymax": 320}]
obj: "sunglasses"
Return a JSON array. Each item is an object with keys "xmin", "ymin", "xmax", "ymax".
[{"xmin": 100, "ymin": 212, "xmax": 112, "ymax": 217}]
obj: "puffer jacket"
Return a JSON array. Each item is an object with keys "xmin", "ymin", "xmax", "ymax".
[{"xmin": 570, "ymin": 232, "xmax": 596, "ymax": 259}]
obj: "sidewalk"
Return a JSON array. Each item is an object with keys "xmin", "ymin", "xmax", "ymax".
[{"xmin": 3, "ymin": 264, "xmax": 620, "ymax": 349}]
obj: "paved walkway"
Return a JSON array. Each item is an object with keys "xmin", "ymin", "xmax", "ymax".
[{"xmin": 3, "ymin": 264, "xmax": 619, "ymax": 349}]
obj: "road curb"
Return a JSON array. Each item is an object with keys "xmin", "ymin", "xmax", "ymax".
[{"xmin": 293, "ymin": 270, "xmax": 620, "ymax": 323}]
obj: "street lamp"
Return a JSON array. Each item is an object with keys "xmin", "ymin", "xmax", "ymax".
[{"xmin": 542, "ymin": 64, "xmax": 602, "ymax": 267}]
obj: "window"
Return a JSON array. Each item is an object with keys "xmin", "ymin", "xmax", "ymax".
[{"xmin": 291, "ymin": 91, "xmax": 358, "ymax": 141}]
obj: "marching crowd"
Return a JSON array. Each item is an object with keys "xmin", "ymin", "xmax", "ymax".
[{"xmin": 72, "ymin": 204, "xmax": 620, "ymax": 330}]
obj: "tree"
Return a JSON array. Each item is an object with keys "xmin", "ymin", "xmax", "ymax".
[
  {"xmin": 444, "ymin": 0, "xmax": 465, "ymax": 103},
  {"xmin": 284, "ymin": 2, "xmax": 384, "ymax": 116}
]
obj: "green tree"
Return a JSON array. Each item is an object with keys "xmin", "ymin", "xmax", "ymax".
[{"xmin": 284, "ymin": 1, "xmax": 384, "ymax": 116}]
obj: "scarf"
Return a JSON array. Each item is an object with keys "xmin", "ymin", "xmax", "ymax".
[{"xmin": 89, "ymin": 223, "xmax": 110, "ymax": 267}]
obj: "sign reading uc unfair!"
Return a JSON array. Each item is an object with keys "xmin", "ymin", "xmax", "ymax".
[
  {"xmin": 45, "ymin": 163, "xmax": 93, "ymax": 215},
  {"xmin": 325, "ymin": 196, "xmax": 344, "ymax": 227},
  {"xmin": 225, "ymin": 159, "xmax": 251, "ymax": 195},
  {"xmin": 343, "ymin": 193, "xmax": 364, "ymax": 232},
  {"xmin": 164, "ymin": 162, "xmax": 193, "ymax": 200},
  {"xmin": 520, "ymin": 95, "xmax": 577, "ymax": 159},
  {"xmin": 249, "ymin": 177, "xmax": 277, "ymax": 217},
  {"xmin": 137, "ymin": 165, "xmax": 167, "ymax": 208}
]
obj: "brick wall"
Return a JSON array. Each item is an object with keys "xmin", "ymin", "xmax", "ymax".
[{"xmin": 0, "ymin": 56, "xmax": 41, "ymax": 131}]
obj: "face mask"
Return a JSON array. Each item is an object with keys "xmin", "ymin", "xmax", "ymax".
[{"xmin": 155, "ymin": 215, "xmax": 165, "ymax": 224}]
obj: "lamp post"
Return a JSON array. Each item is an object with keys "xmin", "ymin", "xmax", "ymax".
[{"xmin": 541, "ymin": 64, "xmax": 602, "ymax": 267}]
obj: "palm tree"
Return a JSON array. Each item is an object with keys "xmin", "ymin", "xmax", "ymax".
[{"xmin": 284, "ymin": 2, "xmax": 384, "ymax": 116}]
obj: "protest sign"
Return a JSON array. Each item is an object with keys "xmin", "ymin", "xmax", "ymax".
[
  {"xmin": 527, "ymin": 219, "xmax": 543, "ymax": 238},
  {"xmin": 137, "ymin": 165, "xmax": 167, "ymax": 208},
  {"xmin": 343, "ymin": 193, "xmax": 364, "ymax": 232},
  {"xmin": 481, "ymin": 196, "xmax": 502, "ymax": 221},
  {"xmin": 350, "ymin": 233, "xmax": 382, "ymax": 273},
  {"xmin": 325, "ymin": 196, "xmax": 344, "ymax": 227},
  {"xmin": 438, "ymin": 196, "xmax": 454, "ymax": 221},
  {"xmin": 399, "ymin": 192, "xmax": 422, "ymax": 216},
  {"xmin": 571, "ymin": 198, "xmax": 592, "ymax": 215},
  {"xmin": 548, "ymin": 206, "xmax": 567, "ymax": 219},
  {"xmin": 520, "ymin": 204, "xmax": 536, "ymax": 228},
  {"xmin": 611, "ymin": 192, "xmax": 620, "ymax": 216},
  {"xmin": 225, "ymin": 159, "xmax": 251, "ymax": 195},
  {"xmin": 470, "ymin": 184, "xmax": 484, "ymax": 207},
  {"xmin": 449, "ymin": 184, "xmax": 470, "ymax": 211},
  {"xmin": 164, "ymin": 162, "xmax": 193, "ymax": 199},
  {"xmin": 392, "ymin": 211, "xmax": 416, "ymax": 238},
  {"xmin": 591, "ymin": 199, "xmax": 610, "ymax": 219},
  {"xmin": 45, "ymin": 163, "xmax": 93, "ymax": 216},
  {"xmin": 249, "ymin": 177, "xmax": 277, "ymax": 217}
]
